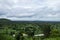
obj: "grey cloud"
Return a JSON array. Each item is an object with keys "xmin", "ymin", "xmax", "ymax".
[{"xmin": 0, "ymin": 0, "xmax": 60, "ymax": 21}]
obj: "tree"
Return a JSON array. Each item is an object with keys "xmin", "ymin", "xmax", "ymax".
[
  {"xmin": 42, "ymin": 24, "xmax": 51, "ymax": 38},
  {"xmin": 25, "ymin": 26, "xmax": 36, "ymax": 40},
  {"xmin": 15, "ymin": 32, "xmax": 23, "ymax": 40},
  {"xmin": 0, "ymin": 33, "xmax": 14, "ymax": 40}
]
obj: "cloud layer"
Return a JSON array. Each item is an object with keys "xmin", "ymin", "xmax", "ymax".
[{"xmin": 0, "ymin": 0, "xmax": 60, "ymax": 21}]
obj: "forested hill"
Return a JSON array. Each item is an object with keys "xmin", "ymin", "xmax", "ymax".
[
  {"xmin": 0, "ymin": 18, "xmax": 60, "ymax": 24},
  {"xmin": 0, "ymin": 18, "xmax": 11, "ymax": 22}
]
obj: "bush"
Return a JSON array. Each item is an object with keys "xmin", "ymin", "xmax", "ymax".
[
  {"xmin": 50, "ymin": 29, "xmax": 60, "ymax": 37},
  {"xmin": 0, "ymin": 33, "xmax": 15, "ymax": 40},
  {"xmin": 44, "ymin": 37, "xmax": 60, "ymax": 40}
]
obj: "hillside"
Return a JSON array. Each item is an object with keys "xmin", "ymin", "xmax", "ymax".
[{"xmin": 0, "ymin": 18, "xmax": 60, "ymax": 24}]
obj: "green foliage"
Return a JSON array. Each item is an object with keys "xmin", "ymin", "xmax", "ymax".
[
  {"xmin": 0, "ymin": 19, "xmax": 60, "ymax": 40},
  {"xmin": 0, "ymin": 33, "xmax": 14, "ymax": 40},
  {"xmin": 50, "ymin": 28, "xmax": 60, "ymax": 37},
  {"xmin": 25, "ymin": 26, "xmax": 36, "ymax": 37},
  {"xmin": 44, "ymin": 37, "xmax": 60, "ymax": 40},
  {"xmin": 41, "ymin": 24, "xmax": 51, "ymax": 38}
]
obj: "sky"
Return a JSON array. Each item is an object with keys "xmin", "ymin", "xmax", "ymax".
[{"xmin": 0, "ymin": 0, "xmax": 60, "ymax": 21}]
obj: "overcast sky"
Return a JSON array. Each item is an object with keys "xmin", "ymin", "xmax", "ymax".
[{"xmin": 0, "ymin": 0, "xmax": 60, "ymax": 21}]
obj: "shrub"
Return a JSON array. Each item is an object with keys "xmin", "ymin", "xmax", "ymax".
[{"xmin": 0, "ymin": 33, "xmax": 14, "ymax": 40}]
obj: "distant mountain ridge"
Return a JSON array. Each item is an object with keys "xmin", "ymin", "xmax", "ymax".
[
  {"xmin": 0, "ymin": 18, "xmax": 11, "ymax": 22},
  {"xmin": 0, "ymin": 18, "xmax": 60, "ymax": 23}
]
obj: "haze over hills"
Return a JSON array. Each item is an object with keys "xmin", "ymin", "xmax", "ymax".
[
  {"xmin": 0, "ymin": 18, "xmax": 60, "ymax": 24},
  {"xmin": 0, "ymin": 18, "xmax": 11, "ymax": 22}
]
